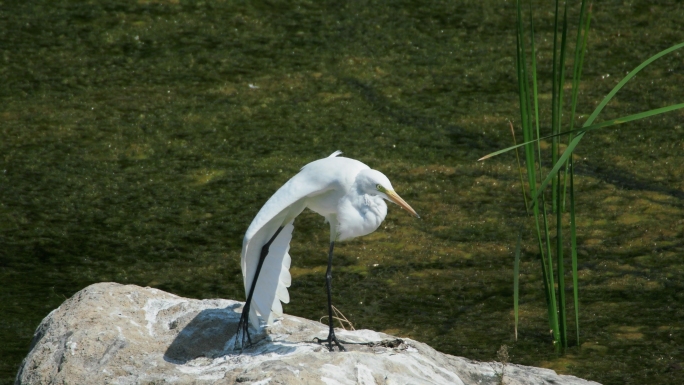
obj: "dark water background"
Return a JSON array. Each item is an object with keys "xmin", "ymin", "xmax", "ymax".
[{"xmin": 1, "ymin": 1, "xmax": 683, "ymax": 384}]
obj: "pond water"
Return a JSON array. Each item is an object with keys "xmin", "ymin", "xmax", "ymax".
[{"xmin": 1, "ymin": 1, "xmax": 683, "ymax": 384}]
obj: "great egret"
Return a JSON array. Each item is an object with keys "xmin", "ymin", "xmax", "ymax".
[{"xmin": 235, "ymin": 151, "xmax": 419, "ymax": 351}]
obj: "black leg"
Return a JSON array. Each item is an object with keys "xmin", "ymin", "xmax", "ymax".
[
  {"xmin": 234, "ymin": 226, "xmax": 284, "ymax": 351},
  {"xmin": 323, "ymin": 241, "xmax": 346, "ymax": 352}
]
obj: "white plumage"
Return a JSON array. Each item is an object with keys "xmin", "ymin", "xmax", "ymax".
[{"xmin": 237, "ymin": 151, "xmax": 418, "ymax": 350}]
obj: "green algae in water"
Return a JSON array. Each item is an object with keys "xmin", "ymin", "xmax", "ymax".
[{"xmin": 1, "ymin": 1, "xmax": 684, "ymax": 384}]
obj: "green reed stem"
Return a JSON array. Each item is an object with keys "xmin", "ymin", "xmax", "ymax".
[
  {"xmin": 514, "ymin": 229, "xmax": 521, "ymax": 341},
  {"xmin": 570, "ymin": 157, "xmax": 580, "ymax": 346}
]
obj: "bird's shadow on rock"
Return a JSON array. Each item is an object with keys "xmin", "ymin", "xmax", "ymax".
[
  {"xmin": 163, "ymin": 304, "xmax": 241, "ymax": 364},
  {"xmin": 163, "ymin": 303, "xmax": 297, "ymax": 364}
]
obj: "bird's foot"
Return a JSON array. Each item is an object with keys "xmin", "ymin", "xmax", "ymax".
[
  {"xmin": 314, "ymin": 331, "xmax": 347, "ymax": 352},
  {"xmin": 233, "ymin": 307, "xmax": 253, "ymax": 351}
]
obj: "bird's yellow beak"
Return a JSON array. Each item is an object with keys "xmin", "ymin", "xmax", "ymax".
[{"xmin": 385, "ymin": 190, "xmax": 420, "ymax": 218}]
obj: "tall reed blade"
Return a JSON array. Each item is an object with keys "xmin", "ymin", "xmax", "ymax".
[
  {"xmin": 562, "ymin": 1, "xmax": 591, "ymax": 212},
  {"xmin": 539, "ymin": 193, "xmax": 560, "ymax": 349},
  {"xmin": 528, "ymin": 3, "xmax": 541, "ymax": 175},
  {"xmin": 510, "ymin": 121, "xmax": 529, "ymax": 213},
  {"xmin": 517, "ymin": 0, "xmax": 560, "ymax": 349},
  {"xmin": 555, "ymin": 2, "xmax": 570, "ymax": 350},
  {"xmin": 550, "ymin": 0, "xmax": 561, "ymax": 214},
  {"xmin": 570, "ymin": 157, "xmax": 580, "ymax": 346},
  {"xmin": 514, "ymin": 229, "xmax": 522, "ymax": 341}
]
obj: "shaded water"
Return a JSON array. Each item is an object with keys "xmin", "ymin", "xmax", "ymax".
[{"xmin": 1, "ymin": 1, "xmax": 683, "ymax": 384}]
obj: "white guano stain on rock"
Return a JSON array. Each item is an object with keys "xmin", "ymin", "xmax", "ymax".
[
  {"xmin": 66, "ymin": 341, "xmax": 77, "ymax": 356},
  {"xmin": 355, "ymin": 363, "xmax": 376, "ymax": 385},
  {"xmin": 143, "ymin": 296, "xmax": 186, "ymax": 337}
]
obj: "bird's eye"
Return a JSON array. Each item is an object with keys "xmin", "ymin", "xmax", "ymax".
[{"xmin": 376, "ymin": 184, "xmax": 385, "ymax": 192}]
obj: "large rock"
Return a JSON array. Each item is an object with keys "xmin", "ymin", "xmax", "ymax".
[{"xmin": 16, "ymin": 283, "xmax": 599, "ymax": 385}]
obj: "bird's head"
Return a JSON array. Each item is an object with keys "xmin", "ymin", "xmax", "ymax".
[{"xmin": 358, "ymin": 169, "xmax": 420, "ymax": 218}]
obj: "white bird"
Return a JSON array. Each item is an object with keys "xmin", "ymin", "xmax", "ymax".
[{"xmin": 235, "ymin": 151, "xmax": 419, "ymax": 351}]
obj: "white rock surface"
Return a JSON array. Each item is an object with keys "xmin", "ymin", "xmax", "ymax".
[{"xmin": 16, "ymin": 283, "xmax": 600, "ymax": 385}]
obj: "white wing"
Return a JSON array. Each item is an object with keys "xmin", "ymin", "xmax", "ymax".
[
  {"xmin": 241, "ymin": 192, "xmax": 313, "ymax": 329},
  {"xmin": 244, "ymin": 219, "xmax": 294, "ymax": 329},
  {"xmin": 241, "ymin": 151, "xmax": 350, "ymax": 328}
]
